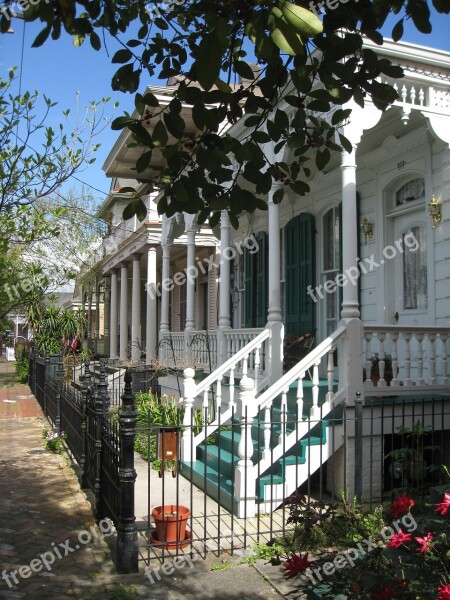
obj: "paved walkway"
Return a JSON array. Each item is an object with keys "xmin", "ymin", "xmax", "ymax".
[{"xmin": 0, "ymin": 359, "xmax": 292, "ymax": 600}]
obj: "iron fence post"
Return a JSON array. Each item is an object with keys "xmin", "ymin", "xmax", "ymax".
[
  {"xmin": 354, "ymin": 391, "xmax": 363, "ymax": 506},
  {"xmin": 33, "ymin": 350, "xmax": 37, "ymax": 396},
  {"xmin": 80, "ymin": 359, "xmax": 91, "ymax": 488},
  {"xmin": 55, "ymin": 353, "xmax": 63, "ymax": 435},
  {"xmin": 117, "ymin": 369, "xmax": 138, "ymax": 573},
  {"xmin": 94, "ymin": 362, "xmax": 108, "ymax": 521},
  {"xmin": 28, "ymin": 348, "xmax": 33, "ymax": 388},
  {"xmin": 44, "ymin": 351, "xmax": 50, "ymax": 418}
]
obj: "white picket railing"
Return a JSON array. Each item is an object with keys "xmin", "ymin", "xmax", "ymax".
[
  {"xmin": 181, "ymin": 328, "xmax": 271, "ymax": 461},
  {"xmin": 363, "ymin": 326, "xmax": 450, "ymax": 393}
]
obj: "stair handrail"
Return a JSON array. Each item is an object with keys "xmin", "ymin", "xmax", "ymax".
[
  {"xmin": 258, "ymin": 325, "xmax": 347, "ymax": 410},
  {"xmin": 193, "ymin": 327, "xmax": 271, "ymax": 397}
]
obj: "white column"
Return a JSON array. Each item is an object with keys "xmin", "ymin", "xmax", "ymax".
[
  {"xmin": 267, "ymin": 185, "xmax": 284, "ymax": 384},
  {"xmin": 146, "ymin": 246, "xmax": 158, "ymax": 365},
  {"xmin": 185, "ymin": 230, "xmax": 196, "ymax": 332},
  {"xmin": 120, "ymin": 263, "xmax": 129, "ymax": 361},
  {"xmin": 110, "ymin": 270, "xmax": 118, "ymax": 359},
  {"xmin": 267, "ymin": 185, "xmax": 282, "ymax": 324},
  {"xmin": 340, "ymin": 148, "xmax": 360, "ymax": 320},
  {"xmin": 218, "ymin": 210, "xmax": 231, "ymax": 329},
  {"xmin": 94, "ymin": 276, "xmax": 100, "ymax": 339},
  {"xmin": 160, "ymin": 243, "xmax": 171, "ymax": 335},
  {"xmin": 103, "ymin": 276, "xmax": 110, "ymax": 356},
  {"xmin": 131, "ymin": 255, "xmax": 142, "ymax": 362},
  {"xmin": 87, "ymin": 286, "xmax": 92, "ymax": 340}
]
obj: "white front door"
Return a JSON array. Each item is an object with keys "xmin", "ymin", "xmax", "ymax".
[{"xmin": 392, "ymin": 211, "xmax": 432, "ymax": 326}]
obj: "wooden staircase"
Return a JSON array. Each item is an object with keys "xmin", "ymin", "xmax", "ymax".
[{"xmin": 181, "ymin": 376, "xmax": 344, "ymax": 516}]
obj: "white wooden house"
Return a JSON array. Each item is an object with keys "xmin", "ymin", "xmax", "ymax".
[{"xmin": 79, "ymin": 39, "xmax": 450, "ymax": 516}]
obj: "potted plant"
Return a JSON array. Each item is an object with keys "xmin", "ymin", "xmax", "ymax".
[
  {"xmin": 370, "ymin": 353, "xmax": 393, "ymax": 386},
  {"xmin": 151, "ymin": 504, "xmax": 191, "ymax": 549}
]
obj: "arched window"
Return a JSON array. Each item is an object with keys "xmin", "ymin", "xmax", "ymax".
[{"xmin": 396, "ymin": 178, "xmax": 425, "ymax": 207}]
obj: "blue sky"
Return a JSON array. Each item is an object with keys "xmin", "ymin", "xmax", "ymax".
[{"xmin": 1, "ymin": 10, "xmax": 449, "ymax": 205}]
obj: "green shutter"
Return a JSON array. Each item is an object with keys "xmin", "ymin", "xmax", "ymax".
[
  {"xmin": 285, "ymin": 214, "xmax": 315, "ymax": 335},
  {"xmin": 256, "ymin": 231, "xmax": 268, "ymax": 327},
  {"xmin": 244, "ymin": 244, "xmax": 255, "ymax": 327}
]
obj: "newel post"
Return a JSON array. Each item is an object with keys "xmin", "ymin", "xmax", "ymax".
[
  {"xmin": 117, "ymin": 369, "xmax": 139, "ymax": 573},
  {"xmin": 234, "ymin": 376, "xmax": 256, "ymax": 519},
  {"xmin": 181, "ymin": 367, "xmax": 196, "ymax": 463}
]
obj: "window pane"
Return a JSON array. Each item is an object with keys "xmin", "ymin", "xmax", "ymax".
[
  {"xmin": 403, "ymin": 226, "xmax": 427, "ymax": 309},
  {"xmin": 396, "ymin": 179, "xmax": 425, "ymax": 206}
]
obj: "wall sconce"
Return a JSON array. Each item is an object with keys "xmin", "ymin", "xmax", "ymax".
[
  {"xmin": 428, "ymin": 196, "xmax": 442, "ymax": 229},
  {"xmin": 361, "ymin": 217, "xmax": 374, "ymax": 244}
]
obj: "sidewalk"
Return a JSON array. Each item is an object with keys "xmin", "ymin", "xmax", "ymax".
[{"xmin": 0, "ymin": 360, "xmax": 292, "ymax": 600}]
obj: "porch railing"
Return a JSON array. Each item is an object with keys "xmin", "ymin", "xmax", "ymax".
[
  {"xmin": 363, "ymin": 325, "xmax": 450, "ymax": 393},
  {"xmin": 181, "ymin": 328, "xmax": 271, "ymax": 461}
]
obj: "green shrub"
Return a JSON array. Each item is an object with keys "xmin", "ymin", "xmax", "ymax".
[{"xmin": 15, "ymin": 357, "xmax": 29, "ymax": 383}]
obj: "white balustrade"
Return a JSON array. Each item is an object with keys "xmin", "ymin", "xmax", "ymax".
[
  {"xmin": 181, "ymin": 328, "xmax": 271, "ymax": 458},
  {"xmin": 363, "ymin": 326, "xmax": 450, "ymax": 393}
]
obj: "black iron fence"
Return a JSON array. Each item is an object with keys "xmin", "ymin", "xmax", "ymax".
[
  {"xmin": 28, "ymin": 348, "xmax": 450, "ymax": 575},
  {"xmin": 29, "ymin": 349, "xmax": 138, "ymax": 573}
]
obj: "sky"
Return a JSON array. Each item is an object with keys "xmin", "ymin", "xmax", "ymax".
[{"xmin": 1, "ymin": 8, "xmax": 450, "ymax": 207}]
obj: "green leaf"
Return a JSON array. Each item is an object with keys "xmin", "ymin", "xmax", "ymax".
[
  {"xmin": 32, "ymin": 25, "xmax": 52, "ymax": 48},
  {"xmin": 89, "ymin": 32, "xmax": 101, "ymax": 51},
  {"xmin": 433, "ymin": 0, "xmax": 450, "ymax": 12},
  {"xmin": 153, "ymin": 120, "xmax": 168, "ymax": 146},
  {"xmin": 163, "ymin": 113, "xmax": 185, "ymax": 138},
  {"xmin": 136, "ymin": 151, "xmax": 152, "ymax": 173},
  {"xmin": 273, "ymin": 187, "xmax": 284, "ymax": 204},
  {"xmin": 409, "ymin": 0, "xmax": 432, "ymax": 33},
  {"xmin": 289, "ymin": 180, "xmax": 309, "ymax": 195},
  {"xmin": 195, "ymin": 20, "xmax": 230, "ymax": 91},
  {"xmin": 339, "ymin": 134, "xmax": 353, "ymax": 154},
  {"xmin": 316, "ymin": 148, "xmax": 330, "ymax": 170},
  {"xmin": 392, "ymin": 19, "xmax": 404, "ymax": 42},
  {"xmin": 112, "ymin": 49, "xmax": 133, "ymax": 64},
  {"xmin": 252, "ymin": 131, "xmax": 271, "ymax": 143},
  {"xmin": 234, "ymin": 61, "xmax": 255, "ymax": 81},
  {"xmin": 111, "ymin": 115, "xmax": 135, "ymax": 130}
]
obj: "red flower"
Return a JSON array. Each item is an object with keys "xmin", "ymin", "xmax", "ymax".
[
  {"xmin": 372, "ymin": 584, "xmax": 398, "ymax": 600},
  {"xmin": 387, "ymin": 531, "xmax": 412, "ymax": 548},
  {"xmin": 282, "ymin": 553, "xmax": 311, "ymax": 578},
  {"xmin": 436, "ymin": 493, "xmax": 450, "ymax": 516},
  {"xmin": 390, "ymin": 495, "xmax": 415, "ymax": 518},
  {"xmin": 415, "ymin": 532, "xmax": 434, "ymax": 554},
  {"xmin": 437, "ymin": 584, "xmax": 450, "ymax": 600}
]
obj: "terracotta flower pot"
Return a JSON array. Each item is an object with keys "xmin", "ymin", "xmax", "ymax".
[{"xmin": 152, "ymin": 504, "xmax": 190, "ymax": 545}]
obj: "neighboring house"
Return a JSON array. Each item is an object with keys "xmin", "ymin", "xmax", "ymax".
[{"xmin": 80, "ymin": 40, "xmax": 450, "ymax": 517}]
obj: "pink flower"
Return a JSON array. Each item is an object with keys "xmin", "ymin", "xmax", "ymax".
[
  {"xmin": 437, "ymin": 584, "xmax": 450, "ymax": 600},
  {"xmin": 390, "ymin": 495, "xmax": 415, "ymax": 518},
  {"xmin": 387, "ymin": 531, "xmax": 412, "ymax": 548},
  {"xmin": 282, "ymin": 553, "xmax": 312, "ymax": 578},
  {"xmin": 436, "ymin": 493, "xmax": 450, "ymax": 516},
  {"xmin": 415, "ymin": 532, "xmax": 433, "ymax": 554}
]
